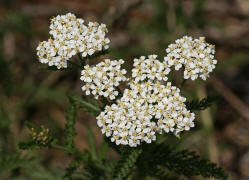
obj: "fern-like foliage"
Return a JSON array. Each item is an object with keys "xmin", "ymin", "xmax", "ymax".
[
  {"xmin": 64, "ymin": 95, "xmax": 77, "ymax": 150},
  {"xmin": 69, "ymin": 94, "xmax": 101, "ymax": 116},
  {"xmin": 64, "ymin": 157, "xmax": 83, "ymax": 179},
  {"xmin": 186, "ymin": 96, "xmax": 218, "ymax": 112},
  {"xmin": 64, "ymin": 150, "xmax": 88, "ymax": 179},
  {"xmin": 137, "ymin": 143, "xmax": 228, "ymax": 180},
  {"xmin": 79, "ymin": 151, "xmax": 109, "ymax": 180},
  {"xmin": 24, "ymin": 165, "xmax": 64, "ymax": 180},
  {"xmin": 19, "ymin": 140, "xmax": 45, "ymax": 150},
  {"xmin": 112, "ymin": 147, "xmax": 142, "ymax": 180},
  {"xmin": 151, "ymin": 167, "xmax": 179, "ymax": 180},
  {"xmin": 85, "ymin": 125, "xmax": 98, "ymax": 161},
  {"xmin": 79, "ymin": 160, "xmax": 115, "ymax": 180},
  {"xmin": 0, "ymin": 151, "xmax": 38, "ymax": 177},
  {"xmin": 19, "ymin": 122, "xmax": 56, "ymax": 150}
]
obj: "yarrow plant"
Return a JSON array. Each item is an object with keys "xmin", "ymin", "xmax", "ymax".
[{"xmin": 20, "ymin": 13, "xmax": 228, "ymax": 180}]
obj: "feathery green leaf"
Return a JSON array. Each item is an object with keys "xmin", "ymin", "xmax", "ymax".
[
  {"xmin": 69, "ymin": 94, "xmax": 101, "ymax": 116},
  {"xmin": 64, "ymin": 95, "xmax": 77, "ymax": 150},
  {"xmin": 98, "ymin": 140, "xmax": 109, "ymax": 162},
  {"xmin": 85, "ymin": 125, "xmax": 98, "ymax": 161},
  {"xmin": 0, "ymin": 152, "xmax": 38, "ymax": 177},
  {"xmin": 112, "ymin": 147, "xmax": 142, "ymax": 180},
  {"xmin": 186, "ymin": 96, "xmax": 218, "ymax": 112},
  {"xmin": 138, "ymin": 143, "xmax": 228, "ymax": 179}
]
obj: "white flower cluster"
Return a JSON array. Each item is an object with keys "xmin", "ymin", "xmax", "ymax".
[
  {"xmin": 164, "ymin": 36, "xmax": 217, "ymax": 80},
  {"xmin": 36, "ymin": 13, "xmax": 110, "ymax": 69},
  {"xmin": 80, "ymin": 59, "xmax": 127, "ymax": 100},
  {"xmin": 36, "ymin": 14, "xmax": 213, "ymax": 148},
  {"xmin": 132, "ymin": 55, "xmax": 170, "ymax": 82},
  {"xmin": 96, "ymin": 81, "xmax": 195, "ymax": 147}
]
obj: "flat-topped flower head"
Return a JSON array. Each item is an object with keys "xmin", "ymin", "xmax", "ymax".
[
  {"xmin": 49, "ymin": 13, "xmax": 80, "ymax": 39},
  {"xmin": 96, "ymin": 83, "xmax": 158, "ymax": 147},
  {"xmin": 164, "ymin": 36, "xmax": 217, "ymax": 80},
  {"xmin": 80, "ymin": 59, "xmax": 127, "ymax": 100},
  {"xmin": 81, "ymin": 21, "xmax": 110, "ymax": 57},
  {"xmin": 128, "ymin": 81, "xmax": 195, "ymax": 136},
  {"xmin": 96, "ymin": 81, "xmax": 195, "ymax": 147},
  {"xmin": 36, "ymin": 13, "xmax": 110, "ymax": 69},
  {"xmin": 36, "ymin": 38, "xmax": 69, "ymax": 69},
  {"xmin": 132, "ymin": 55, "xmax": 170, "ymax": 82}
]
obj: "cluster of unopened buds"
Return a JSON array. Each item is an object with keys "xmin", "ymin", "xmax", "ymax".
[
  {"xmin": 31, "ymin": 126, "xmax": 50, "ymax": 145},
  {"xmin": 37, "ymin": 13, "xmax": 217, "ymax": 147}
]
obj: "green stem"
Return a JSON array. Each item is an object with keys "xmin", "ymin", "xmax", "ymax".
[
  {"xmin": 100, "ymin": 96, "xmax": 111, "ymax": 107},
  {"xmin": 51, "ymin": 144, "xmax": 85, "ymax": 160},
  {"xmin": 78, "ymin": 98, "xmax": 102, "ymax": 114},
  {"xmin": 68, "ymin": 61, "xmax": 81, "ymax": 69},
  {"xmin": 117, "ymin": 86, "xmax": 123, "ymax": 96},
  {"xmin": 77, "ymin": 54, "xmax": 85, "ymax": 67},
  {"xmin": 180, "ymin": 79, "xmax": 187, "ymax": 89},
  {"xmin": 51, "ymin": 144, "xmax": 73, "ymax": 153}
]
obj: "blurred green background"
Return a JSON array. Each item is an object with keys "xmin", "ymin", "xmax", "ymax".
[{"xmin": 1, "ymin": 0, "xmax": 249, "ymax": 179}]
